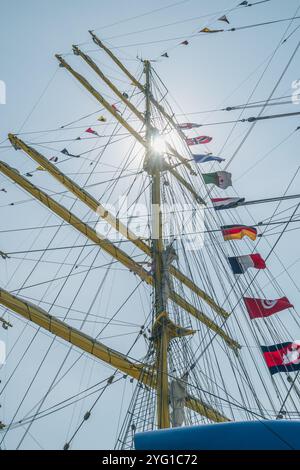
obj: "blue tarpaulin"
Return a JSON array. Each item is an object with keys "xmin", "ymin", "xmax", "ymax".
[{"xmin": 135, "ymin": 421, "xmax": 300, "ymax": 450}]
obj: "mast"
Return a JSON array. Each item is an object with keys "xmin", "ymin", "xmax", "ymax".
[
  {"xmin": 0, "ymin": 48, "xmax": 249, "ymax": 444},
  {"xmin": 144, "ymin": 60, "xmax": 170, "ymax": 429},
  {"xmin": 0, "ymin": 160, "xmax": 239, "ymax": 350}
]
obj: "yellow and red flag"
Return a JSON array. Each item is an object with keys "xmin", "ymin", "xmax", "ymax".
[{"xmin": 221, "ymin": 225, "xmax": 257, "ymax": 241}]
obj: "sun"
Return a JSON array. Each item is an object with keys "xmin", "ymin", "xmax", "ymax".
[{"xmin": 151, "ymin": 134, "xmax": 166, "ymax": 154}]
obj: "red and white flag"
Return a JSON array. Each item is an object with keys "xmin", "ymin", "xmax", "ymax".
[
  {"xmin": 186, "ymin": 136, "xmax": 212, "ymax": 146},
  {"xmin": 261, "ymin": 341, "xmax": 300, "ymax": 375},
  {"xmin": 178, "ymin": 123, "xmax": 201, "ymax": 130},
  {"xmin": 112, "ymin": 104, "xmax": 121, "ymax": 113},
  {"xmin": 211, "ymin": 197, "xmax": 245, "ymax": 210},
  {"xmin": 244, "ymin": 296, "xmax": 293, "ymax": 319},
  {"xmin": 85, "ymin": 128, "xmax": 99, "ymax": 136}
]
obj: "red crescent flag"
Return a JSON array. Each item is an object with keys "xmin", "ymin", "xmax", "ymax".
[{"xmin": 243, "ymin": 297, "xmax": 293, "ymax": 319}]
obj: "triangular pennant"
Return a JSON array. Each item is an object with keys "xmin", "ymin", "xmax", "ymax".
[
  {"xmin": 112, "ymin": 104, "xmax": 121, "ymax": 113},
  {"xmin": 61, "ymin": 148, "xmax": 79, "ymax": 158},
  {"xmin": 199, "ymin": 27, "xmax": 223, "ymax": 33},
  {"xmin": 218, "ymin": 15, "xmax": 230, "ymax": 24},
  {"xmin": 0, "ymin": 250, "xmax": 10, "ymax": 260},
  {"xmin": 85, "ymin": 127, "xmax": 99, "ymax": 136}
]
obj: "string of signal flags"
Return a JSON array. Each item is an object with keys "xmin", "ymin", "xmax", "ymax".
[
  {"xmin": 159, "ymin": 1, "xmax": 300, "ymax": 59},
  {"xmin": 179, "ymin": 119, "xmax": 300, "ymax": 378},
  {"xmin": 47, "ymin": 116, "xmax": 300, "ymax": 377},
  {"xmin": 35, "ymin": 114, "xmax": 298, "ymax": 378},
  {"xmin": 161, "ymin": 12, "xmax": 232, "ymax": 58},
  {"xmin": 2, "ymin": 109, "xmax": 299, "ymax": 376}
]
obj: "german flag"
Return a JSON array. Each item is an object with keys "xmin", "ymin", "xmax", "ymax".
[{"xmin": 221, "ymin": 225, "xmax": 257, "ymax": 241}]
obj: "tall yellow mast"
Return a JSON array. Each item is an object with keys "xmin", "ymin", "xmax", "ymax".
[
  {"xmin": 144, "ymin": 60, "xmax": 170, "ymax": 429},
  {"xmin": 0, "ymin": 45, "xmax": 243, "ymax": 435}
]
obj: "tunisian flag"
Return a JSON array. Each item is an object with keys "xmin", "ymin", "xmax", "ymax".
[
  {"xmin": 244, "ymin": 297, "xmax": 293, "ymax": 320},
  {"xmin": 261, "ymin": 341, "xmax": 300, "ymax": 375}
]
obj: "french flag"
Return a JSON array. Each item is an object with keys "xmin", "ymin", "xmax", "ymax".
[{"xmin": 228, "ymin": 254, "xmax": 266, "ymax": 274}]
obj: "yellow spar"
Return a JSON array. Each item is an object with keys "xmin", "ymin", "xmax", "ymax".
[
  {"xmin": 10, "ymin": 132, "xmax": 230, "ymax": 319},
  {"xmin": 55, "ymin": 54, "xmax": 204, "ymax": 205},
  {"xmin": 0, "ymin": 287, "xmax": 229, "ymax": 423},
  {"xmin": 72, "ymin": 45, "xmax": 195, "ymax": 175},
  {"xmin": 0, "ymin": 288, "xmax": 152, "ymax": 383},
  {"xmin": 88, "ymin": 31, "xmax": 189, "ymax": 141},
  {"xmin": 0, "ymin": 160, "xmax": 240, "ymax": 351}
]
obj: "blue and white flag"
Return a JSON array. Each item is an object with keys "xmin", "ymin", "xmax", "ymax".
[{"xmin": 193, "ymin": 154, "xmax": 225, "ymax": 163}]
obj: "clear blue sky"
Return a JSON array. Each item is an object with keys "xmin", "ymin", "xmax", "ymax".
[{"xmin": 0, "ymin": 0, "xmax": 300, "ymax": 450}]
